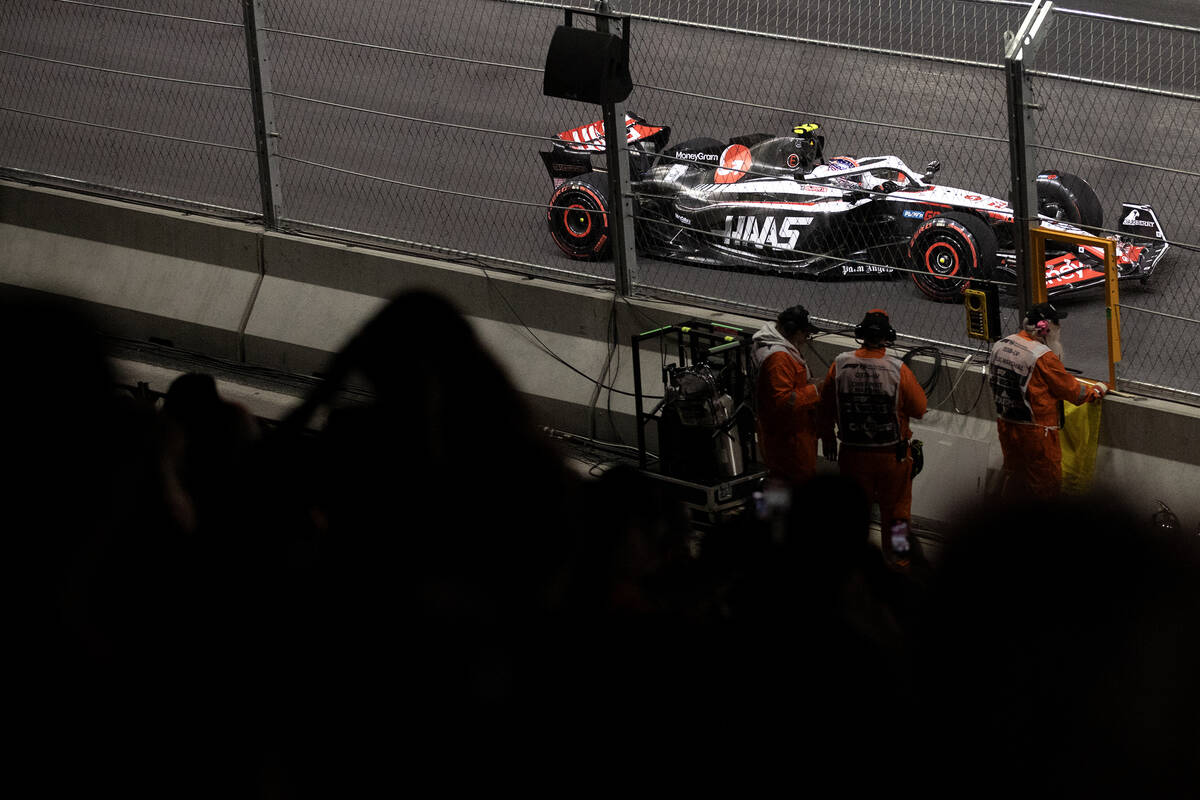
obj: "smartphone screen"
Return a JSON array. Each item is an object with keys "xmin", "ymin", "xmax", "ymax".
[{"xmin": 889, "ymin": 520, "xmax": 911, "ymax": 554}]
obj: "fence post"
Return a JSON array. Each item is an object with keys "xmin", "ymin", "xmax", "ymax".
[
  {"xmin": 1004, "ymin": 0, "xmax": 1055, "ymax": 317},
  {"xmin": 242, "ymin": 0, "xmax": 284, "ymax": 229},
  {"xmin": 595, "ymin": 1, "xmax": 639, "ymax": 296}
]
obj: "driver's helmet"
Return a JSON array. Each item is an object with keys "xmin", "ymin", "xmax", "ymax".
[
  {"xmin": 753, "ymin": 124, "xmax": 825, "ymax": 173},
  {"xmin": 783, "ymin": 123, "xmax": 825, "ymax": 172}
]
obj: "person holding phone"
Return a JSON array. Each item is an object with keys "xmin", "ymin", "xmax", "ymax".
[{"xmin": 820, "ymin": 309, "xmax": 927, "ymax": 568}]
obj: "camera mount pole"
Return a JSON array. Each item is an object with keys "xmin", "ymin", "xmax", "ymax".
[{"xmin": 1005, "ymin": 0, "xmax": 1055, "ymax": 319}]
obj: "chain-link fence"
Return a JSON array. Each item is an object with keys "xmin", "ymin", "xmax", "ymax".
[
  {"xmin": 0, "ymin": 0, "xmax": 259, "ymax": 215},
  {"xmin": 600, "ymin": 0, "xmax": 1027, "ymax": 358},
  {"xmin": 1, "ymin": 0, "xmax": 1196, "ymax": 400},
  {"xmin": 1027, "ymin": 7, "xmax": 1200, "ymax": 400},
  {"xmin": 256, "ymin": 0, "xmax": 614, "ymax": 281}
]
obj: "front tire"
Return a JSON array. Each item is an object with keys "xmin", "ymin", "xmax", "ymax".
[
  {"xmin": 1037, "ymin": 171, "xmax": 1103, "ymax": 229},
  {"xmin": 909, "ymin": 212, "xmax": 998, "ymax": 302},
  {"xmin": 547, "ymin": 172, "xmax": 611, "ymax": 260}
]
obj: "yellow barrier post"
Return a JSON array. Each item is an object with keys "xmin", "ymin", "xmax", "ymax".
[
  {"xmin": 1105, "ymin": 252, "xmax": 1122, "ymax": 388},
  {"xmin": 1029, "ymin": 228, "xmax": 1120, "ymax": 386},
  {"xmin": 1030, "ymin": 229, "xmax": 1119, "ymax": 495}
]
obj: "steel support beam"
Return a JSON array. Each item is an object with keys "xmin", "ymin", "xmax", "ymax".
[
  {"xmin": 1004, "ymin": 0, "xmax": 1055, "ymax": 317},
  {"xmin": 595, "ymin": 1, "xmax": 639, "ymax": 296},
  {"xmin": 243, "ymin": 0, "xmax": 284, "ymax": 229}
]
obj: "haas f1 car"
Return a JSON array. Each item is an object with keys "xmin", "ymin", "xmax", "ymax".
[{"xmin": 540, "ymin": 115, "xmax": 1169, "ymax": 301}]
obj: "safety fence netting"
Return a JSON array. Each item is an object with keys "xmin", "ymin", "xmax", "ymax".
[
  {"xmin": 1026, "ymin": 7, "xmax": 1200, "ymax": 399},
  {"xmin": 0, "ymin": 1, "xmax": 1196, "ymax": 401},
  {"xmin": 254, "ymin": 0, "xmax": 616, "ymax": 284},
  {"xmin": 0, "ymin": 0, "xmax": 258, "ymax": 216},
  {"xmin": 599, "ymin": 1, "xmax": 1024, "ymax": 360},
  {"xmin": 0, "ymin": 0, "xmax": 615, "ymax": 285}
]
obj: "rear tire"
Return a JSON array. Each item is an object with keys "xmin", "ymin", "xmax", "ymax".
[
  {"xmin": 548, "ymin": 172, "xmax": 611, "ymax": 260},
  {"xmin": 909, "ymin": 212, "xmax": 998, "ymax": 302},
  {"xmin": 1037, "ymin": 171, "xmax": 1103, "ymax": 229}
]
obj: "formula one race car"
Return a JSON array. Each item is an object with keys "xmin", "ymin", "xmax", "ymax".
[{"xmin": 540, "ymin": 115, "xmax": 1170, "ymax": 301}]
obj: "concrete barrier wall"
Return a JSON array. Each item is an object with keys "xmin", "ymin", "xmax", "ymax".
[
  {"xmin": 0, "ymin": 182, "xmax": 262, "ymax": 360},
  {"xmin": 4, "ymin": 180, "xmax": 1199, "ymax": 529}
]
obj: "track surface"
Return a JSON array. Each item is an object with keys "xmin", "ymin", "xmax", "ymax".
[{"xmin": 1, "ymin": 0, "xmax": 1195, "ymax": 394}]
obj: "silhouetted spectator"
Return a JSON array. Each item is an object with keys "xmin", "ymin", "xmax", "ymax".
[
  {"xmin": 2, "ymin": 295, "xmax": 183, "ymax": 666},
  {"xmin": 727, "ymin": 474, "xmax": 907, "ymax": 630},
  {"xmin": 3, "ymin": 295, "xmax": 225, "ymax": 794},
  {"xmin": 256, "ymin": 290, "xmax": 598, "ymax": 793},
  {"xmin": 564, "ymin": 464, "xmax": 696, "ymax": 616},
  {"xmin": 269, "ymin": 289, "xmax": 587, "ymax": 612},
  {"xmin": 683, "ymin": 475, "xmax": 914, "ymax": 789},
  {"xmin": 160, "ymin": 371, "xmax": 261, "ymax": 534},
  {"xmin": 913, "ymin": 494, "xmax": 1200, "ymax": 797}
]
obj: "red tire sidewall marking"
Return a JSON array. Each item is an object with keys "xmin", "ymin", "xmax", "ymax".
[{"xmin": 955, "ymin": 221, "xmax": 979, "ymax": 267}]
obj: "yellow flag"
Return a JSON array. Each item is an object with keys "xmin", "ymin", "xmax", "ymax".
[{"xmin": 1060, "ymin": 399, "xmax": 1102, "ymax": 495}]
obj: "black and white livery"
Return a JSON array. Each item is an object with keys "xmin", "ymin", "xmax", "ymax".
[{"xmin": 541, "ymin": 115, "xmax": 1169, "ymax": 301}]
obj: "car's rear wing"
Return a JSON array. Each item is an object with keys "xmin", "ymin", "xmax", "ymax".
[
  {"xmin": 540, "ymin": 113, "xmax": 670, "ymax": 187},
  {"xmin": 552, "ymin": 114, "xmax": 668, "ymax": 153}
]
